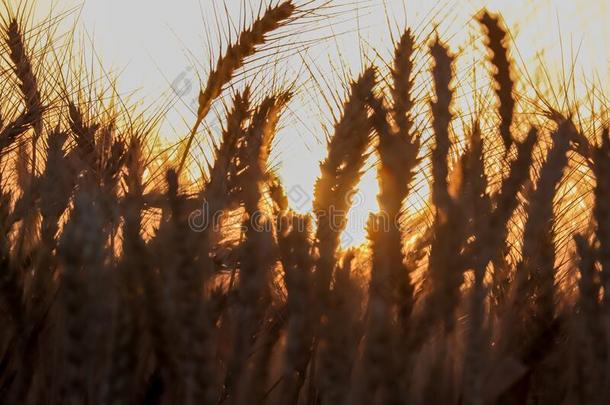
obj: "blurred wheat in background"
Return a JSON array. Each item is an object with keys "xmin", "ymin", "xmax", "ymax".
[{"xmin": 0, "ymin": 1, "xmax": 609, "ymax": 404}]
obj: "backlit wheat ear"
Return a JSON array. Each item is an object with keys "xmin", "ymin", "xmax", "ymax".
[
  {"xmin": 361, "ymin": 94, "xmax": 419, "ymax": 404},
  {"xmin": 5, "ymin": 18, "xmax": 43, "ymax": 170},
  {"xmin": 0, "ymin": 109, "xmax": 37, "ymax": 157},
  {"xmin": 425, "ymin": 38, "xmax": 466, "ymax": 334},
  {"xmin": 460, "ymin": 122, "xmax": 492, "ymax": 405},
  {"xmin": 300, "ymin": 69, "xmax": 375, "ymax": 404},
  {"xmin": 5, "ymin": 19, "xmax": 43, "ymax": 120},
  {"xmin": 459, "ymin": 122, "xmax": 491, "ymax": 239},
  {"xmin": 391, "ymin": 28, "xmax": 417, "ymax": 143},
  {"xmin": 430, "ymin": 38, "xmax": 455, "ymax": 214},
  {"xmin": 205, "ymin": 88, "xmax": 251, "ymax": 212},
  {"xmin": 177, "ymin": 1, "xmax": 296, "ymax": 174},
  {"xmin": 489, "ymin": 129, "xmax": 537, "ymax": 306},
  {"xmin": 30, "ymin": 129, "xmax": 72, "ymax": 320},
  {"xmin": 68, "ymin": 102, "xmax": 100, "ymax": 166},
  {"xmin": 479, "ymin": 11, "xmax": 516, "ymax": 153},
  {"xmin": 235, "ymin": 91, "xmax": 291, "ymax": 212},
  {"xmin": 223, "ymin": 93, "xmax": 290, "ymax": 399},
  {"xmin": 501, "ymin": 121, "xmax": 574, "ymax": 391},
  {"xmin": 313, "ymin": 67, "xmax": 375, "ymax": 299},
  {"xmin": 381, "ymin": 26, "xmax": 421, "ymax": 218},
  {"xmin": 514, "ymin": 122, "xmax": 573, "ymax": 322},
  {"xmin": 369, "ymin": 95, "xmax": 416, "ymax": 301}
]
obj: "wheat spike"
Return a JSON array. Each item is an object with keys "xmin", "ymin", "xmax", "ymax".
[
  {"xmin": 488, "ymin": 129, "xmax": 537, "ymax": 306},
  {"xmin": 512, "ymin": 121, "xmax": 573, "ymax": 335},
  {"xmin": 223, "ymin": 93, "xmax": 290, "ymax": 400},
  {"xmin": 177, "ymin": 1, "xmax": 296, "ymax": 174},
  {"xmin": 313, "ymin": 68, "xmax": 375, "ymax": 299},
  {"xmin": 279, "ymin": 214, "xmax": 315, "ymax": 404},
  {"xmin": 391, "ymin": 28, "xmax": 417, "ymax": 144},
  {"xmin": 479, "ymin": 11, "xmax": 516, "ymax": 152},
  {"xmin": 6, "ymin": 18, "xmax": 43, "ymax": 171},
  {"xmin": 205, "ymin": 88, "xmax": 252, "ymax": 213},
  {"xmin": 425, "ymin": 38, "xmax": 466, "ymax": 334}
]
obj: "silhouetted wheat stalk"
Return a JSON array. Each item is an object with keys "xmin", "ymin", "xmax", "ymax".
[{"xmin": 177, "ymin": 1, "xmax": 296, "ymax": 175}]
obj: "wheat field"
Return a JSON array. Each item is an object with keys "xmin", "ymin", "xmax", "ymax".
[{"xmin": 0, "ymin": 1, "xmax": 609, "ymax": 404}]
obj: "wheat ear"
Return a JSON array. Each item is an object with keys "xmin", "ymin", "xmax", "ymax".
[
  {"xmin": 498, "ymin": 122, "xmax": 573, "ymax": 404},
  {"xmin": 360, "ymin": 93, "xmax": 419, "ymax": 404},
  {"xmin": 177, "ymin": 1, "xmax": 296, "ymax": 174},
  {"xmin": 205, "ymin": 88, "xmax": 251, "ymax": 213},
  {"xmin": 488, "ymin": 129, "xmax": 537, "ymax": 306},
  {"xmin": 391, "ymin": 28, "xmax": 417, "ymax": 142},
  {"xmin": 511, "ymin": 122, "xmax": 572, "ymax": 338},
  {"xmin": 460, "ymin": 122, "xmax": 491, "ymax": 405},
  {"xmin": 223, "ymin": 93, "xmax": 290, "ymax": 400},
  {"xmin": 479, "ymin": 11, "xmax": 516, "ymax": 153},
  {"xmin": 425, "ymin": 38, "xmax": 465, "ymax": 334},
  {"xmin": 313, "ymin": 67, "xmax": 375, "ymax": 300},
  {"xmin": 6, "ymin": 18, "xmax": 43, "ymax": 164}
]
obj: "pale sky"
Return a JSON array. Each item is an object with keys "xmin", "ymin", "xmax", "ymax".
[{"xmin": 30, "ymin": 0, "xmax": 610, "ymax": 245}]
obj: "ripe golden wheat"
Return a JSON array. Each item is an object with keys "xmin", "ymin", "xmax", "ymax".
[{"xmin": 0, "ymin": 2, "xmax": 608, "ymax": 405}]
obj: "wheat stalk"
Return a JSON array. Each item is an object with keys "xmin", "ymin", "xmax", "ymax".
[
  {"xmin": 313, "ymin": 68, "xmax": 375, "ymax": 300},
  {"xmin": 223, "ymin": 92, "xmax": 290, "ymax": 400},
  {"xmin": 479, "ymin": 11, "xmax": 516, "ymax": 153},
  {"xmin": 488, "ymin": 129, "xmax": 537, "ymax": 307},
  {"xmin": 425, "ymin": 38, "xmax": 466, "ymax": 334},
  {"xmin": 460, "ymin": 122, "xmax": 491, "ymax": 405},
  {"xmin": 177, "ymin": 1, "xmax": 296, "ymax": 175},
  {"xmin": 512, "ymin": 121, "xmax": 573, "ymax": 336},
  {"xmin": 5, "ymin": 18, "xmax": 44, "ymax": 172},
  {"xmin": 205, "ymin": 88, "xmax": 251, "ymax": 213}
]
